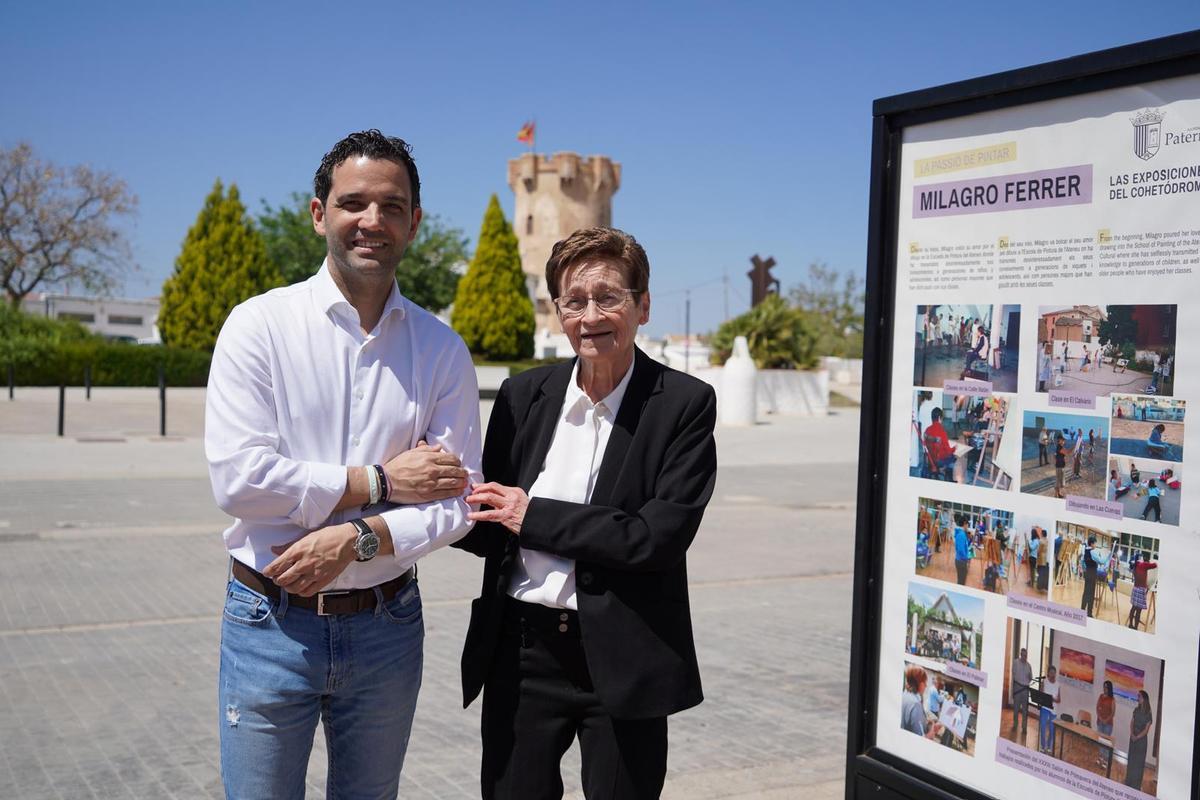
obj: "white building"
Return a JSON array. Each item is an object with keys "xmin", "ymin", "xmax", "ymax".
[{"xmin": 20, "ymin": 292, "xmax": 161, "ymax": 343}]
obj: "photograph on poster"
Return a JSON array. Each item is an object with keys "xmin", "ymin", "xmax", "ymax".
[
  {"xmin": 1107, "ymin": 457, "xmax": 1182, "ymax": 526},
  {"xmin": 1011, "ymin": 512, "xmax": 1055, "ymax": 597},
  {"xmin": 905, "ymin": 581, "xmax": 984, "ymax": 669},
  {"xmin": 1110, "ymin": 395, "xmax": 1185, "ymax": 462},
  {"xmin": 911, "ymin": 390, "xmax": 1016, "ymax": 489},
  {"xmin": 900, "ymin": 661, "xmax": 978, "ymax": 756},
  {"xmin": 914, "ymin": 304, "xmax": 1020, "ymax": 391},
  {"xmin": 1020, "ymin": 411, "xmax": 1109, "ymax": 500},
  {"xmin": 1052, "ymin": 522, "xmax": 1160, "ymax": 633},
  {"xmin": 1000, "ymin": 618, "xmax": 1165, "ymax": 795},
  {"xmin": 914, "ymin": 498, "xmax": 1027, "ymax": 595},
  {"xmin": 1036, "ymin": 305, "xmax": 1177, "ymax": 398}
]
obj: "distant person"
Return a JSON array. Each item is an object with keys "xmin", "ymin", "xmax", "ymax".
[
  {"xmin": 1146, "ymin": 423, "xmax": 1168, "ymax": 459},
  {"xmin": 1129, "ymin": 461, "xmax": 1141, "ymax": 486},
  {"xmin": 1141, "ymin": 480, "xmax": 1163, "ymax": 522},
  {"xmin": 902, "ymin": 666, "xmax": 944, "ymax": 740},
  {"xmin": 1125, "ymin": 690, "xmax": 1154, "ymax": 790},
  {"xmin": 1081, "ymin": 536, "xmax": 1099, "ymax": 617},
  {"xmin": 1110, "ymin": 469, "xmax": 1131, "ymax": 498},
  {"xmin": 1039, "ymin": 666, "xmax": 1062, "ymax": 754},
  {"xmin": 1054, "ymin": 434, "xmax": 1067, "ymax": 498},
  {"xmin": 954, "ymin": 513, "xmax": 971, "ymax": 585},
  {"xmin": 924, "ymin": 406, "xmax": 957, "ymax": 479},
  {"xmin": 1027, "ymin": 529, "xmax": 1040, "ymax": 587},
  {"xmin": 961, "ymin": 325, "xmax": 990, "ymax": 376},
  {"xmin": 1037, "ymin": 344, "xmax": 1052, "ymax": 391},
  {"xmin": 1095, "ymin": 681, "xmax": 1116, "ymax": 736},
  {"xmin": 1010, "ymin": 648, "xmax": 1033, "ymax": 740},
  {"xmin": 1127, "ymin": 551, "xmax": 1158, "ymax": 629},
  {"xmin": 1038, "ymin": 425, "xmax": 1050, "ymax": 466}
]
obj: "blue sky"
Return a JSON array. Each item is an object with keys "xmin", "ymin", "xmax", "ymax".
[{"xmin": 2, "ymin": 2, "xmax": 1197, "ymax": 337}]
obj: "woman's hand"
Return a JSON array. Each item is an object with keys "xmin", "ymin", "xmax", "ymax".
[{"xmin": 466, "ymin": 482, "xmax": 529, "ymax": 535}]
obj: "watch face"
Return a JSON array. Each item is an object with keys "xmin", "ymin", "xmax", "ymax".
[{"xmin": 356, "ymin": 530, "xmax": 380, "ymax": 561}]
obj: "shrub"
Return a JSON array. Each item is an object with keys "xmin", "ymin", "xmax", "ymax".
[
  {"xmin": 709, "ymin": 294, "xmax": 820, "ymax": 369},
  {"xmin": 451, "ymin": 195, "xmax": 534, "ymax": 361}
]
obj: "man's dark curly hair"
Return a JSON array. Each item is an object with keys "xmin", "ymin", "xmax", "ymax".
[{"xmin": 313, "ymin": 129, "xmax": 421, "ymax": 208}]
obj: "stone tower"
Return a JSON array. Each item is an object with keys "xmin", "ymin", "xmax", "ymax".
[{"xmin": 508, "ymin": 152, "xmax": 621, "ymax": 332}]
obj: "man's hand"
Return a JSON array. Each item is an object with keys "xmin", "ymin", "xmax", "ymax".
[
  {"xmin": 466, "ymin": 482, "xmax": 529, "ymax": 535},
  {"xmin": 384, "ymin": 441, "xmax": 469, "ymax": 504},
  {"xmin": 263, "ymin": 523, "xmax": 357, "ymax": 597}
]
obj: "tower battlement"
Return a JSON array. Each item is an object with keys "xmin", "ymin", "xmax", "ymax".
[{"xmin": 507, "ymin": 152, "xmax": 621, "ymax": 195}]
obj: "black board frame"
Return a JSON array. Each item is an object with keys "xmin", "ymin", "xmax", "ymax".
[{"xmin": 847, "ymin": 29, "xmax": 1200, "ymax": 800}]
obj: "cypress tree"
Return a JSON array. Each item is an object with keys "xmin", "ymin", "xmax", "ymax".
[
  {"xmin": 160, "ymin": 180, "xmax": 282, "ymax": 351},
  {"xmin": 451, "ymin": 194, "xmax": 534, "ymax": 361}
]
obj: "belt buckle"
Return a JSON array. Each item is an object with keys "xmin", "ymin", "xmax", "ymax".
[{"xmin": 317, "ymin": 590, "xmax": 351, "ymax": 616}]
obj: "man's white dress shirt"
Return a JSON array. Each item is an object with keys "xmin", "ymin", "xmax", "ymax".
[
  {"xmin": 507, "ymin": 360, "xmax": 633, "ymax": 610},
  {"xmin": 205, "ymin": 262, "xmax": 482, "ymax": 589}
]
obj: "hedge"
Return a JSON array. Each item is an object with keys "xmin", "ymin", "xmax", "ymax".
[{"xmin": 1, "ymin": 339, "xmax": 211, "ymax": 387}]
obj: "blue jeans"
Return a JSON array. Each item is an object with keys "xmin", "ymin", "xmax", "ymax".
[
  {"xmin": 1039, "ymin": 707, "xmax": 1056, "ymax": 752},
  {"xmin": 219, "ymin": 576, "xmax": 424, "ymax": 799}
]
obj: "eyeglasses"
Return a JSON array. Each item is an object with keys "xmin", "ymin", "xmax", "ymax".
[{"xmin": 553, "ymin": 289, "xmax": 639, "ymax": 317}]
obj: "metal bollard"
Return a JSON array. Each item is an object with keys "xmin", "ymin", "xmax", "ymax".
[
  {"xmin": 7, "ymin": 364, "xmax": 12, "ymax": 400},
  {"xmin": 57, "ymin": 384, "xmax": 65, "ymax": 437},
  {"xmin": 85, "ymin": 364, "xmax": 92, "ymax": 400},
  {"xmin": 158, "ymin": 366, "xmax": 167, "ymax": 437}
]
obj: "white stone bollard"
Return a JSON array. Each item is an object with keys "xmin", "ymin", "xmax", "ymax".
[{"xmin": 721, "ymin": 336, "xmax": 757, "ymax": 426}]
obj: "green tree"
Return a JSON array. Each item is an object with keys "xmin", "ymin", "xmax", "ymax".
[
  {"xmin": 1097, "ymin": 305, "xmax": 1138, "ymax": 352},
  {"xmin": 709, "ymin": 294, "xmax": 819, "ymax": 369},
  {"xmin": 257, "ymin": 192, "xmax": 327, "ymax": 285},
  {"xmin": 451, "ymin": 195, "xmax": 533, "ymax": 360},
  {"xmin": 160, "ymin": 180, "xmax": 282, "ymax": 351},
  {"xmin": 788, "ymin": 262, "xmax": 865, "ymax": 358},
  {"xmin": 395, "ymin": 214, "xmax": 468, "ymax": 313}
]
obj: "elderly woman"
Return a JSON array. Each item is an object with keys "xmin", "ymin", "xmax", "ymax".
[{"xmin": 454, "ymin": 227, "xmax": 718, "ymax": 799}]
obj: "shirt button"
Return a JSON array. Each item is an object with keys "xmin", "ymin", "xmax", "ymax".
[
  {"xmin": 559, "ymin": 612, "xmax": 569, "ymax": 621},
  {"xmin": 355, "ymin": 390, "xmax": 364, "ymax": 400},
  {"xmin": 351, "ymin": 436, "xmax": 361, "ymax": 446},
  {"xmin": 558, "ymin": 623, "xmax": 569, "ymax": 633}
]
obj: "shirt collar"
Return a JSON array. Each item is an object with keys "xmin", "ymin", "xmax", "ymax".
[
  {"xmin": 565, "ymin": 356, "xmax": 635, "ymax": 418},
  {"xmin": 313, "ymin": 260, "xmax": 407, "ymax": 325}
]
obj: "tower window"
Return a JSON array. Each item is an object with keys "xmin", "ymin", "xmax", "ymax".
[{"xmin": 526, "ymin": 215, "xmax": 533, "ymax": 235}]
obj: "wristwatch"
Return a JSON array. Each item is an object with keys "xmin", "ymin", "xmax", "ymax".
[{"xmin": 349, "ymin": 518, "xmax": 380, "ymax": 562}]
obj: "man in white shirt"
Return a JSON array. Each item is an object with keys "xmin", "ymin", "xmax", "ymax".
[
  {"xmin": 206, "ymin": 129, "xmax": 482, "ymax": 798},
  {"xmin": 1010, "ymin": 647, "xmax": 1033, "ymax": 740},
  {"xmin": 1039, "ymin": 665, "xmax": 1062, "ymax": 754}
]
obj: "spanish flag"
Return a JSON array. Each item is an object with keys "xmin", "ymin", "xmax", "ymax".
[{"xmin": 516, "ymin": 121, "xmax": 535, "ymax": 145}]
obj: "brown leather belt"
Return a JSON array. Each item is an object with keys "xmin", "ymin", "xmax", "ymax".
[{"xmin": 231, "ymin": 559, "xmax": 415, "ymax": 616}]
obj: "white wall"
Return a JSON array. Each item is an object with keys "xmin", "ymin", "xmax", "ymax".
[{"xmin": 691, "ymin": 367, "xmax": 829, "ymax": 418}]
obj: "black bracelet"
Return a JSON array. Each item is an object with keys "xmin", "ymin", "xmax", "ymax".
[{"xmin": 374, "ymin": 464, "xmax": 390, "ymax": 503}]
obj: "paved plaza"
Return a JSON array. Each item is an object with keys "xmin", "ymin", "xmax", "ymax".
[
  {"xmin": 1039, "ymin": 358, "xmax": 1166, "ymax": 399},
  {"xmin": 0, "ymin": 387, "xmax": 859, "ymax": 799}
]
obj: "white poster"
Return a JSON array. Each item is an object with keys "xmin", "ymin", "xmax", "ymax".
[{"xmin": 880, "ymin": 74, "xmax": 1200, "ymax": 800}]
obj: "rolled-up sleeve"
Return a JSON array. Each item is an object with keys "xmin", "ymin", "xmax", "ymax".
[
  {"xmin": 380, "ymin": 337, "xmax": 483, "ymax": 562},
  {"xmin": 205, "ymin": 303, "xmax": 347, "ymax": 528}
]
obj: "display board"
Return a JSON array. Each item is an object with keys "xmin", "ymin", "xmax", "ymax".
[{"xmin": 848, "ymin": 32, "xmax": 1200, "ymax": 800}]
